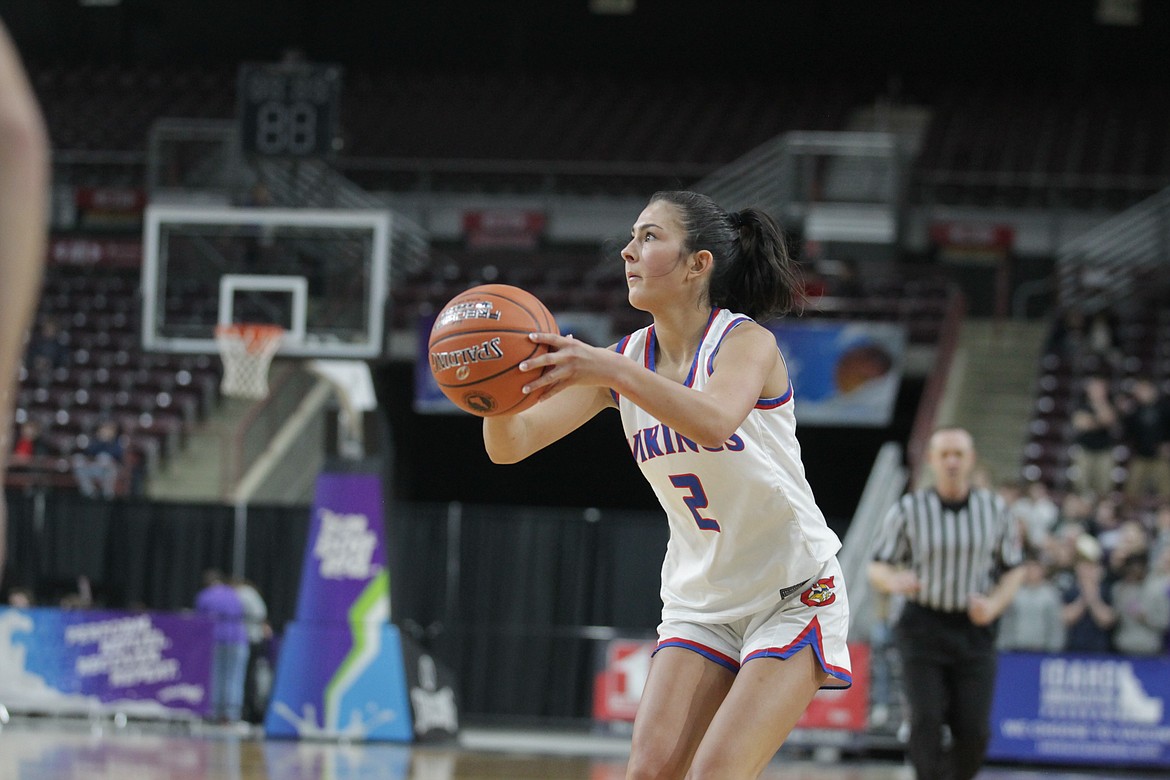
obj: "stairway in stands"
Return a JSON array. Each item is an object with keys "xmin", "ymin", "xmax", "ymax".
[
  {"xmin": 939, "ymin": 318, "xmax": 1051, "ymax": 486},
  {"xmin": 143, "ymin": 396, "xmax": 256, "ymax": 503}
]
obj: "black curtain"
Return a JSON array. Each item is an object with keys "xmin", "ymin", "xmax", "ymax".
[
  {"xmin": 389, "ymin": 503, "xmax": 665, "ymax": 721},
  {"xmin": 3, "ymin": 489, "xmax": 668, "ymax": 722}
]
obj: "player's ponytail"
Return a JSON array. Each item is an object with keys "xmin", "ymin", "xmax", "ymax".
[{"xmin": 649, "ymin": 191, "xmax": 804, "ymax": 322}]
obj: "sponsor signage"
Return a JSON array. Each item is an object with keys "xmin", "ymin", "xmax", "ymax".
[
  {"xmin": 0, "ymin": 607, "xmax": 213, "ymax": 718},
  {"xmin": 766, "ymin": 321, "xmax": 905, "ymax": 427},
  {"xmin": 989, "ymin": 652, "xmax": 1170, "ymax": 767},
  {"xmin": 265, "ymin": 472, "xmax": 416, "ymax": 742}
]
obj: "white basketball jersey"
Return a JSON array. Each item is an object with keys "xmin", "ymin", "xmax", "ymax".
[{"xmin": 614, "ymin": 308, "xmax": 842, "ymax": 622}]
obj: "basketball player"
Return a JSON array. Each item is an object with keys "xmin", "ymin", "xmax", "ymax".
[
  {"xmin": 483, "ymin": 191, "xmax": 850, "ymax": 778},
  {"xmin": 0, "ymin": 18, "xmax": 49, "ymax": 583}
]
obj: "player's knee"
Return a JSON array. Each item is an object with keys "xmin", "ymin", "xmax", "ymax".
[
  {"xmin": 625, "ymin": 744, "xmax": 690, "ymax": 780},
  {"xmin": 684, "ymin": 749, "xmax": 746, "ymax": 780}
]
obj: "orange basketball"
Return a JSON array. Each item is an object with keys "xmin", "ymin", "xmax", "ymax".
[{"xmin": 427, "ymin": 284, "xmax": 558, "ymax": 417}]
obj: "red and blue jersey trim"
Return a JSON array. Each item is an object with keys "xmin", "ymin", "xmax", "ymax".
[
  {"xmin": 654, "ymin": 637, "xmax": 740, "ymax": 673},
  {"xmin": 755, "ymin": 383, "xmax": 793, "ymax": 409},
  {"xmin": 742, "ymin": 616, "xmax": 852, "ymax": 689},
  {"xmin": 610, "ymin": 334, "xmax": 633, "ymax": 404},
  {"xmin": 703, "ymin": 312, "xmax": 751, "ymax": 379}
]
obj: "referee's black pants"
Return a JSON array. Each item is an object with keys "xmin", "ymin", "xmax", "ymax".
[{"xmin": 895, "ymin": 602, "xmax": 997, "ymax": 780}]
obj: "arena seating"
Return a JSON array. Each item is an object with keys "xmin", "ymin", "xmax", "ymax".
[
  {"xmin": 908, "ymin": 79, "xmax": 1170, "ymax": 209},
  {"xmin": 391, "ymin": 244, "xmax": 957, "ymax": 345},
  {"xmin": 37, "ymin": 65, "xmax": 1170, "ymax": 206},
  {"xmin": 1022, "ymin": 297, "xmax": 1170, "ymax": 494},
  {"xmin": 9, "ymin": 267, "xmax": 221, "ymax": 495}
]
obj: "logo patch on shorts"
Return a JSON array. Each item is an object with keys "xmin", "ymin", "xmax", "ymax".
[{"xmin": 800, "ymin": 576, "xmax": 837, "ymax": 607}]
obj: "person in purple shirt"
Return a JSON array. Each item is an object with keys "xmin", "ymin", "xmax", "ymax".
[{"xmin": 195, "ymin": 569, "xmax": 249, "ymax": 723}]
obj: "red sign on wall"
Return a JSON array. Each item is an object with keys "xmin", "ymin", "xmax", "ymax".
[
  {"xmin": 593, "ymin": 638, "xmax": 871, "ymax": 731},
  {"xmin": 795, "ymin": 642, "xmax": 870, "ymax": 731},
  {"xmin": 592, "ymin": 639, "xmax": 655, "ymax": 723},
  {"xmin": 462, "ymin": 210, "xmax": 546, "ymax": 250}
]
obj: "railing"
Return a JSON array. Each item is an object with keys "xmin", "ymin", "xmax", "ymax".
[
  {"xmin": 220, "ymin": 363, "xmax": 317, "ymax": 499},
  {"xmin": 839, "ymin": 441, "xmax": 907, "ymax": 641},
  {"xmin": 1056, "ymin": 185, "xmax": 1170, "ymax": 311},
  {"xmin": 906, "ymin": 286, "xmax": 967, "ymax": 486},
  {"xmin": 913, "ymin": 169, "xmax": 1169, "ymax": 203}
]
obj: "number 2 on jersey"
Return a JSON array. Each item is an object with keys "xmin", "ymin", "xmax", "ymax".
[{"xmin": 669, "ymin": 473, "xmax": 720, "ymax": 532}]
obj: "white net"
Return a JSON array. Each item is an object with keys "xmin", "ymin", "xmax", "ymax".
[{"xmin": 215, "ymin": 324, "xmax": 285, "ymax": 399}]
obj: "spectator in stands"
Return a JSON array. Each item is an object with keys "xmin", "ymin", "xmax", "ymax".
[
  {"xmin": 1084, "ymin": 308, "xmax": 1122, "ymax": 369},
  {"xmin": 10, "ymin": 420, "xmax": 48, "ymax": 462},
  {"xmin": 25, "ymin": 317, "xmax": 68, "ymax": 372},
  {"xmin": 1106, "ymin": 519, "xmax": 1151, "ymax": 583},
  {"xmin": 1013, "ymin": 479, "xmax": 1060, "ymax": 552},
  {"xmin": 195, "ymin": 569, "xmax": 249, "ymax": 724},
  {"xmin": 1089, "ymin": 495, "xmax": 1126, "ymax": 561},
  {"xmin": 1070, "ymin": 374, "xmax": 1121, "ymax": 499},
  {"xmin": 0, "ymin": 16, "xmax": 49, "ymax": 587},
  {"xmin": 1150, "ymin": 504, "xmax": 1170, "ymax": 563},
  {"xmin": 6, "ymin": 586, "xmax": 33, "ymax": 607},
  {"xmin": 231, "ymin": 576, "xmax": 272, "ymax": 723},
  {"xmin": 1048, "ymin": 307, "xmax": 1122, "ymax": 369},
  {"xmin": 1044, "ymin": 523, "xmax": 1082, "ymax": 594},
  {"xmin": 1044, "ymin": 307, "xmax": 1085, "ymax": 359},
  {"xmin": 1110, "ymin": 552, "xmax": 1170, "ymax": 656},
  {"xmin": 1057, "ymin": 490, "xmax": 1094, "ymax": 532},
  {"xmin": 1060, "ymin": 534, "xmax": 1116, "ymax": 654},
  {"xmin": 997, "ymin": 554, "xmax": 1065, "ymax": 652},
  {"xmin": 70, "ymin": 420, "xmax": 124, "ymax": 499},
  {"xmin": 1118, "ymin": 377, "xmax": 1170, "ymax": 503}
]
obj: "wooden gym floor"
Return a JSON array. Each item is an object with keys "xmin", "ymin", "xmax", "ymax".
[{"xmin": 0, "ymin": 717, "xmax": 1164, "ymax": 779}]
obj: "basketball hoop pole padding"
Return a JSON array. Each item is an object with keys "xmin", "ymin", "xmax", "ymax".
[{"xmin": 215, "ymin": 324, "xmax": 285, "ymax": 399}]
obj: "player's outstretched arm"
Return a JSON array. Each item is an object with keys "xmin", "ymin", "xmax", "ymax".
[
  {"xmin": 483, "ymin": 384, "xmax": 611, "ymax": 464},
  {"xmin": 0, "ymin": 17, "xmax": 49, "ymax": 580},
  {"xmin": 523, "ymin": 324, "xmax": 778, "ymax": 448}
]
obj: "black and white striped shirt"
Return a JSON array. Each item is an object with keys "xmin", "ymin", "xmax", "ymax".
[{"xmin": 872, "ymin": 487, "xmax": 1024, "ymax": 613}]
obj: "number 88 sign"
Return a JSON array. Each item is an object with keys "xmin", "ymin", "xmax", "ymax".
[{"xmin": 237, "ymin": 62, "xmax": 342, "ymax": 158}]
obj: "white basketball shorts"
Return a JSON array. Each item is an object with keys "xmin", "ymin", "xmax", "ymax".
[{"xmin": 654, "ymin": 556, "xmax": 852, "ymax": 689}]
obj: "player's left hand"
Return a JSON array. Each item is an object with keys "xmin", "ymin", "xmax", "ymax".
[{"xmin": 518, "ymin": 332, "xmax": 620, "ymax": 400}]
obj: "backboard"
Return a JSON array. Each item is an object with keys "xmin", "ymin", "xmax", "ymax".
[{"xmin": 142, "ymin": 205, "xmax": 392, "ymax": 358}]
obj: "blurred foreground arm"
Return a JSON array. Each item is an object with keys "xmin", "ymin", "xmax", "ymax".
[{"xmin": 0, "ymin": 17, "xmax": 49, "ymax": 581}]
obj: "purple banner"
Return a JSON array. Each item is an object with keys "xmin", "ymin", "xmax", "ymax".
[
  {"xmin": 0, "ymin": 607, "xmax": 213, "ymax": 718},
  {"xmin": 295, "ymin": 472, "xmax": 390, "ymax": 623},
  {"xmin": 265, "ymin": 472, "xmax": 412, "ymax": 741}
]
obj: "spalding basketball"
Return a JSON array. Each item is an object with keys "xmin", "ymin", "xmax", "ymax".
[{"xmin": 428, "ymin": 284, "xmax": 558, "ymax": 417}]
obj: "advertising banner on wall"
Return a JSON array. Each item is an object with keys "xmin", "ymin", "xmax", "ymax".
[
  {"xmin": 988, "ymin": 652, "xmax": 1170, "ymax": 768},
  {"xmin": 415, "ymin": 315, "xmax": 903, "ymax": 424},
  {"xmin": 765, "ymin": 321, "xmax": 905, "ymax": 427},
  {"xmin": 0, "ymin": 607, "xmax": 213, "ymax": 718}
]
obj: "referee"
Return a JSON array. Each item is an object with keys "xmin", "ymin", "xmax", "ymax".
[{"xmin": 869, "ymin": 427, "xmax": 1025, "ymax": 780}]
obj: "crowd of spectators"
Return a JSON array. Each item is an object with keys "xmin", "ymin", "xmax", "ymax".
[
  {"xmin": 7, "ymin": 314, "xmax": 133, "ymax": 498},
  {"xmin": 994, "ymin": 330, "xmax": 1170, "ymax": 656}
]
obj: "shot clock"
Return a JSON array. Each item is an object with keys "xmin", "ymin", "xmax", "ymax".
[{"xmin": 237, "ymin": 62, "xmax": 343, "ymax": 158}]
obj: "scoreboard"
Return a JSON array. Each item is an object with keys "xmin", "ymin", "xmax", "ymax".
[{"xmin": 237, "ymin": 62, "xmax": 343, "ymax": 157}]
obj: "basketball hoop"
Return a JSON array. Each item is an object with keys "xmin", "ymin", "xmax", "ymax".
[{"xmin": 215, "ymin": 323, "xmax": 285, "ymax": 399}]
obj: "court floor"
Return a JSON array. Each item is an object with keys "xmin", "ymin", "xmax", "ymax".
[{"xmin": 0, "ymin": 717, "xmax": 1164, "ymax": 780}]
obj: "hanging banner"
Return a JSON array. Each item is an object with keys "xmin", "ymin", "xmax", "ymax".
[
  {"xmin": 766, "ymin": 321, "xmax": 905, "ymax": 427},
  {"xmin": 0, "ymin": 607, "xmax": 213, "ymax": 718},
  {"xmin": 988, "ymin": 652, "xmax": 1170, "ymax": 768}
]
